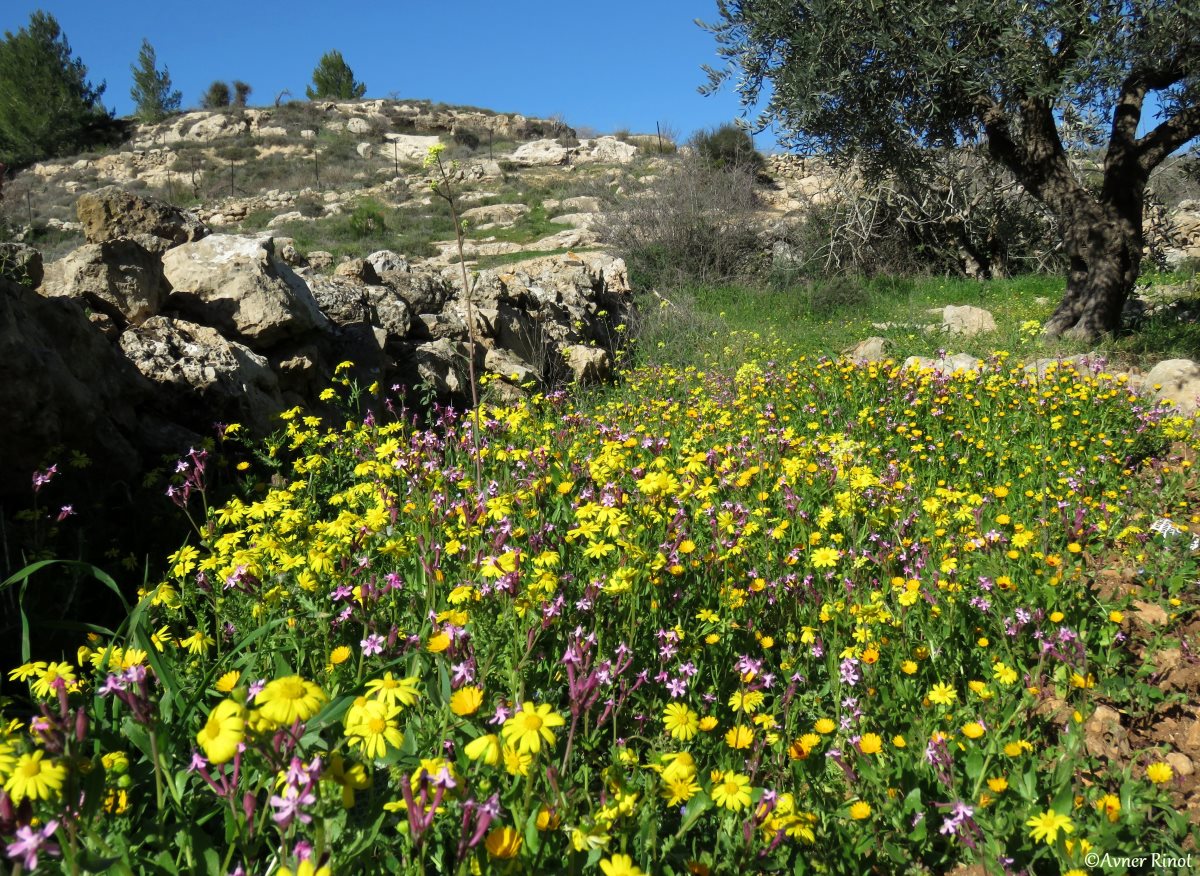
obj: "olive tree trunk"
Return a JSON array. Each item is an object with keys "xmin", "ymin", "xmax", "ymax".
[{"xmin": 1042, "ymin": 188, "xmax": 1144, "ymax": 339}]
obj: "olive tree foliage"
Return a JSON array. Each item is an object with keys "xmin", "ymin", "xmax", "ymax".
[
  {"xmin": 0, "ymin": 11, "xmax": 111, "ymax": 166},
  {"xmin": 702, "ymin": 0, "xmax": 1200, "ymax": 339},
  {"xmin": 130, "ymin": 38, "xmax": 181, "ymax": 123},
  {"xmin": 306, "ymin": 50, "xmax": 367, "ymax": 101}
]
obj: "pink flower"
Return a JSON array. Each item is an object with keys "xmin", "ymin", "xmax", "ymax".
[{"xmin": 6, "ymin": 819, "xmax": 60, "ymax": 869}]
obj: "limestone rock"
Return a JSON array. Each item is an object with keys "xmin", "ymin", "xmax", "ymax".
[
  {"xmin": 41, "ymin": 240, "xmax": 165, "ymax": 325},
  {"xmin": 119, "ymin": 316, "xmax": 283, "ymax": 435},
  {"xmin": 1166, "ymin": 752, "xmax": 1194, "ymax": 778},
  {"xmin": 365, "ymin": 250, "xmax": 408, "ymax": 276},
  {"xmin": 384, "ymin": 269, "xmax": 453, "ymax": 314},
  {"xmin": 1144, "ymin": 359, "xmax": 1200, "ymax": 413},
  {"xmin": 560, "ymin": 196, "xmax": 603, "ymax": 213},
  {"xmin": 844, "ymin": 337, "xmax": 888, "ymax": 364},
  {"xmin": 461, "ymin": 203, "xmax": 530, "ymax": 227},
  {"xmin": 576, "ymin": 137, "xmax": 638, "ymax": 164},
  {"xmin": 306, "ymin": 251, "xmax": 334, "ymax": 271},
  {"xmin": 308, "ymin": 275, "xmax": 412, "ymax": 339},
  {"xmin": 161, "ymin": 234, "xmax": 326, "ymax": 348},
  {"xmin": 382, "ymin": 133, "xmax": 442, "ymax": 162},
  {"xmin": 76, "ymin": 186, "xmax": 209, "ymax": 247},
  {"xmin": 563, "ymin": 345, "xmax": 611, "ymax": 384},
  {"xmin": 484, "ymin": 347, "xmax": 538, "ymax": 385},
  {"xmin": 903, "ymin": 353, "xmax": 983, "ymax": 374},
  {"xmin": 333, "ymin": 258, "xmax": 380, "ymax": 284},
  {"xmin": 0, "ymin": 277, "xmax": 143, "ymax": 500},
  {"xmin": 346, "ymin": 117, "xmax": 372, "ymax": 135},
  {"xmin": 510, "ymin": 139, "xmax": 570, "ymax": 166},
  {"xmin": 941, "ymin": 305, "xmax": 996, "ymax": 336},
  {"xmin": 414, "ymin": 337, "xmax": 472, "ymax": 395},
  {"xmin": 0, "ymin": 242, "xmax": 43, "ymax": 287}
]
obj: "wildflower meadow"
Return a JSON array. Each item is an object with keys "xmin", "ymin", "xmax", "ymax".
[{"xmin": 3, "ymin": 338, "xmax": 1198, "ymax": 874}]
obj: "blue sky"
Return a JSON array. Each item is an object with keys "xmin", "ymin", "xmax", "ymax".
[{"xmin": 3, "ymin": 1, "xmax": 772, "ymax": 147}]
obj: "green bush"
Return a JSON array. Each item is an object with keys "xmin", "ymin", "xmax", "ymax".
[
  {"xmin": 690, "ymin": 123, "xmax": 764, "ymax": 172},
  {"xmin": 201, "ymin": 81, "xmax": 231, "ymax": 109},
  {"xmin": 348, "ymin": 200, "xmax": 386, "ymax": 237}
]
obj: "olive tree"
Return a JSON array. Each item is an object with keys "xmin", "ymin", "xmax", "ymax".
[{"xmin": 703, "ymin": 0, "xmax": 1200, "ymax": 339}]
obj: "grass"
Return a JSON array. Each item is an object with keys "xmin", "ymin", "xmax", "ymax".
[
  {"xmin": 274, "ymin": 196, "xmax": 456, "ymax": 262},
  {"xmin": 632, "ymin": 271, "xmax": 1200, "ymax": 373}
]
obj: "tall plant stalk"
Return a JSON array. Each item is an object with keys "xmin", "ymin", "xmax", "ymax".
[{"xmin": 425, "ymin": 145, "xmax": 483, "ymax": 490}]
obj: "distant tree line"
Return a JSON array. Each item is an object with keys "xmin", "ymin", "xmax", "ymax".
[{"xmin": 0, "ymin": 9, "xmax": 371, "ymax": 167}]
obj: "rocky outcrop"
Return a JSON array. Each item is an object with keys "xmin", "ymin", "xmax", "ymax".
[
  {"xmin": 76, "ymin": 186, "xmax": 209, "ymax": 246},
  {"xmin": 41, "ymin": 239, "xmax": 166, "ymax": 325},
  {"xmin": 162, "ymin": 234, "xmax": 327, "ymax": 347},
  {"xmin": 1143, "ymin": 359, "xmax": 1200, "ymax": 413},
  {"xmin": 0, "ymin": 277, "xmax": 145, "ymax": 500},
  {"xmin": 119, "ymin": 317, "xmax": 284, "ymax": 434}
]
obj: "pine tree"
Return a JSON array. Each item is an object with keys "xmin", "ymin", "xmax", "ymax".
[
  {"xmin": 305, "ymin": 50, "xmax": 366, "ymax": 101},
  {"xmin": 130, "ymin": 38, "xmax": 181, "ymax": 123},
  {"xmin": 0, "ymin": 12, "xmax": 110, "ymax": 166}
]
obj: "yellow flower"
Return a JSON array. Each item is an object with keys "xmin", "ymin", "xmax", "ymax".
[
  {"xmin": 710, "ymin": 771, "xmax": 752, "ymax": 811},
  {"xmin": 811, "ymin": 546, "xmax": 840, "ymax": 568},
  {"xmin": 661, "ymin": 773, "xmax": 702, "ymax": 806},
  {"xmin": 464, "ymin": 734, "xmax": 502, "ymax": 766},
  {"xmin": 987, "ymin": 777, "xmax": 1008, "ymax": 793},
  {"xmin": 858, "ymin": 733, "xmax": 883, "ymax": 754},
  {"xmin": 927, "ymin": 683, "xmax": 957, "ymax": 705},
  {"xmin": 277, "ymin": 860, "xmax": 332, "ymax": 876},
  {"xmin": 849, "ymin": 801, "xmax": 871, "ymax": 820},
  {"xmin": 214, "ymin": 670, "xmax": 241, "ymax": 693},
  {"xmin": 536, "ymin": 806, "xmax": 561, "ymax": 830},
  {"xmin": 3, "ymin": 750, "xmax": 66, "ymax": 803},
  {"xmin": 254, "ymin": 676, "xmax": 327, "ymax": 727},
  {"xmin": 343, "ymin": 698, "xmax": 403, "ymax": 760},
  {"xmin": 663, "ymin": 703, "xmax": 699, "ymax": 741},
  {"xmin": 196, "ymin": 699, "xmax": 246, "ymax": 765},
  {"xmin": 698, "ymin": 715, "xmax": 718, "ymax": 732},
  {"xmin": 501, "ymin": 701, "xmax": 565, "ymax": 754},
  {"xmin": 503, "ymin": 746, "xmax": 532, "ymax": 776},
  {"xmin": 484, "ymin": 825, "xmax": 523, "ymax": 858},
  {"xmin": 1026, "ymin": 809, "xmax": 1073, "ymax": 844},
  {"xmin": 725, "ymin": 724, "xmax": 754, "ymax": 749},
  {"xmin": 814, "ymin": 718, "xmax": 836, "ymax": 734},
  {"xmin": 450, "ymin": 686, "xmax": 484, "ymax": 716},
  {"xmin": 426, "ymin": 632, "xmax": 452, "ymax": 653},
  {"xmin": 961, "ymin": 722, "xmax": 985, "ymax": 739},
  {"xmin": 1146, "ymin": 761, "xmax": 1174, "ymax": 784},
  {"xmin": 728, "ymin": 690, "xmax": 765, "ymax": 713},
  {"xmin": 31, "ymin": 662, "xmax": 76, "ymax": 698},
  {"xmin": 365, "ymin": 673, "xmax": 421, "ymax": 708},
  {"xmin": 324, "ymin": 752, "xmax": 371, "ymax": 808},
  {"xmin": 329, "ymin": 646, "xmax": 352, "ymax": 666},
  {"xmin": 600, "ymin": 853, "xmax": 647, "ymax": 876},
  {"xmin": 1096, "ymin": 793, "xmax": 1120, "ymax": 822}
]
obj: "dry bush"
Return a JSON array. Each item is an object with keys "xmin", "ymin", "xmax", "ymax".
[{"xmin": 599, "ymin": 155, "xmax": 761, "ymax": 288}]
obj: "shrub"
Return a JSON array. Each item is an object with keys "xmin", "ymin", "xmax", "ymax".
[
  {"xmin": 348, "ymin": 200, "xmax": 386, "ymax": 237},
  {"xmin": 451, "ymin": 127, "xmax": 480, "ymax": 150},
  {"xmin": 690, "ymin": 123, "xmax": 764, "ymax": 173},
  {"xmin": 201, "ymin": 80, "xmax": 231, "ymax": 109},
  {"xmin": 599, "ymin": 155, "xmax": 761, "ymax": 288}
]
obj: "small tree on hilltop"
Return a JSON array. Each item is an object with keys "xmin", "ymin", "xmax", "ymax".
[
  {"xmin": 130, "ymin": 38, "xmax": 182, "ymax": 123},
  {"xmin": 201, "ymin": 80, "xmax": 231, "ymax": 109},
  {"xmin": 233, "ymin": 80, "xmax": 252, "ymax": 108},
  {"xmin": 703, "ymin": 0, "xmax": 1200, "ymax": 339},
  {"xmin": 0, "ymin": 11, "xmax": 111, "ymax": 166},
  {"xmin": 306, "ymin": 50, "xmax": 366, "ymax": 101}
]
